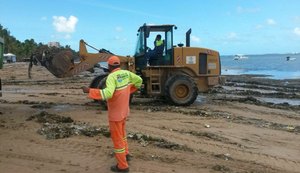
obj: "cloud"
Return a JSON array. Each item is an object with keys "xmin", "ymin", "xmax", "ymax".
[
  {"xmin": 266, "ymin": 19, "xmax": 276, "ymax": 25},
  {"xmin": 53, "ymin": 15, "xmax": 78, "ymax": 33},
  {"xmin": 294, "ymin": 27, "xmax": 300, "ymax": 36},
  {"xmin": 220, "ymin": 32, "xmax": 240, "ymax": 44},
  {"xmin": 236, "ymin": 6, "xmax": 260, "ymax": 13},
  {"xmin": 115, "ymin": 26, "xmax": 123, "ymax": 32},
  {"xmin": 191, "ymin": 35, "xmax": 200, "ymax": 42},
  {"xmin": 227, "ymin": 32, "xmax": 238, "ymax": 40},
  {"xmin": 294, "ymin": 16, "xmax": 300, "ymax": 23},
  {"xmin": 114, "ymin": 36, "xmax": 127, "ymax": 42},
  {"xmin": 64, "ymin": 34, "xmax": 72, "ymax": 39}
]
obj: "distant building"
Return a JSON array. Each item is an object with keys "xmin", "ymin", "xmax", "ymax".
[
  {"xmin": 4, "ymin": 53, "xmax": 16, "ymax": 63},
  {"xmin": 48, "ymin": 42, "xmax": 60, "ymax": 48}
]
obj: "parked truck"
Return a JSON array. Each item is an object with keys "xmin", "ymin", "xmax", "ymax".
[{"xmin": 29, "ymin": 24, "xmax": 222, "ymax": 105}]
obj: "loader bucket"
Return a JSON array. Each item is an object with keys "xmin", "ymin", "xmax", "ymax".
[
  {"xmin": 29, "ymin": 48, "xmax": 78, "ymax": 78},
  {"xmin": 46, "ymin": 50, "xmax": 76, "ymax": 78}
]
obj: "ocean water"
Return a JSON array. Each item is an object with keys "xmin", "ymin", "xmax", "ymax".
[{"xmin": 221, "ymin": 54, "xmax": 300, "ymax": 79}]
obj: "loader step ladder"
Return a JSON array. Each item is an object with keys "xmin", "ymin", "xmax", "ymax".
[{"xmin": 149, "ymin": 68, "xmax": 161, "ymax": 94}]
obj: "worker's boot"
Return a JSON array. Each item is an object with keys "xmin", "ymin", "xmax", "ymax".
[
  {"xmin": 126, "ymin": 154, "xmax": 132, "ymax": 162},
  {"xmin": 110, "ymin": 165, "xmax": 129, "ymax": 172}
]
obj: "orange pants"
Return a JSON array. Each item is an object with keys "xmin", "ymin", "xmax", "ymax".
[{"xmin": 109, "ymin": 118, "xmax": 129, "ymax": 169}]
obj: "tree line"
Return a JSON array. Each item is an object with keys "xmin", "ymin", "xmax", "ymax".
[{"xmin": 0, "ymin": 24, "xmax": 75, "ymax": 61}]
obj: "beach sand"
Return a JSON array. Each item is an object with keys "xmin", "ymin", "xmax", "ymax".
[{"xmin": 0, "ymin": 62, "xmax": 300, "ymax": 173}]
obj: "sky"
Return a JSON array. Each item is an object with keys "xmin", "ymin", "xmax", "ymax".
[{"xmin": 1, "ymin": 0, "xmax": 300, "ymax": 56}]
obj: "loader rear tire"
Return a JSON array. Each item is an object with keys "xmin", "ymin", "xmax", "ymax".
[
  {"xmin": 165, "ymin": 75, "xmax": 198, "ymax": 106},
  {"xmin": 90, "ymin": 74, "xmax": 108, "ymax": 90}
]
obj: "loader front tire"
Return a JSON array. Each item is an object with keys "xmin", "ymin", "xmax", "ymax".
[
  {"xmin": 165, "ymin": 75, "xmax": 198, "ymax": 106},
  {"xmin": 90, "ymin": 75, "xmax": 108, "ymax": 109},
  {"xmin": 89, "ymin": 74, "xmax": 133, "ymax": 106},
  {"xmin": 90, "ymin": 74, "xmax": 108, "ymax": 90}
]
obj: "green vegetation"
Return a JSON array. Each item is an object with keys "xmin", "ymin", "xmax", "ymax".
[{"xmin": 0, "ymin": 24, "xmax": 75, "ymax": 61}]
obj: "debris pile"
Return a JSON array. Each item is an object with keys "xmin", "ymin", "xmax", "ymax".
[
  {"xmin": 127, "ymin": 132, "xmax": 193, "ymax": 152},
  {"xmin": 27, "ymin": 111, "xmax": 109, "ymax": 139},
  {"xmin": 27, "ymin": 111, "xmax": 194, "ymax": 152}
]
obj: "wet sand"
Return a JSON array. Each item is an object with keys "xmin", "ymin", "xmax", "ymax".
[{"xmin": 0, "ymin": 62, "xmax": 300, "ymax": 173}]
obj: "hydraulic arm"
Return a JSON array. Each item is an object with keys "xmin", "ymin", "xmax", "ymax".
[{"xmin": 28, "ymin": 40, "xmax": 134, "ymax": 78}]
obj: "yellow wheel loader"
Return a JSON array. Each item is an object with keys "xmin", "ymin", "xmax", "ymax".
[{"xmin": 29, "ymin": 24, "xmax": 222, "ymax": 106}]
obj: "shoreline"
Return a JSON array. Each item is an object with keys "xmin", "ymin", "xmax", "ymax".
[{"xmin": 213, "ymin": 74, "xmax": 300, "ymax": 109}]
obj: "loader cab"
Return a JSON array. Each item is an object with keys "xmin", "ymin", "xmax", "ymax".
[{"xmin": 134, "ymin": 24, "xmax": 176, "ymax": 71}]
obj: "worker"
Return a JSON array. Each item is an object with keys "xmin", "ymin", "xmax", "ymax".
[
  {"xmin": 82, "ymin": 56, "xmax": 143, "ymax": 172},
  {"xmin": 145, "ymin": 34, "xmax": 164, "ymax": 66}
]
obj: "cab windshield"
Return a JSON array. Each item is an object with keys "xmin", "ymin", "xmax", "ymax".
[{"xmin": 134, "ymin": 31, "xmax": 145, "ymax": 56}]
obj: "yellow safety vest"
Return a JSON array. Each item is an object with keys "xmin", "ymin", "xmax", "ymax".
[
  {"xmin": 89, "ymin": 68, "xmax": 142, "ymax": 121},
  {"xmin": 155, "ymin": 40, "xmax": 163, "ymax": 47}
]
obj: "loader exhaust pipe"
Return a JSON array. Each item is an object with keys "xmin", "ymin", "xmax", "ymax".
[{"xmin": 186, "ymin": 28, "xmax": 192, "ymax": 47}]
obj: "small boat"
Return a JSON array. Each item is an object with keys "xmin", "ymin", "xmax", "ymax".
[
  {"xmin": 233, "ymin": 54, "xmax": 248, "ymax": 60},
  {"xmin": 286, "ymin": 56, "xmax": 296, "ymax": 61}
]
